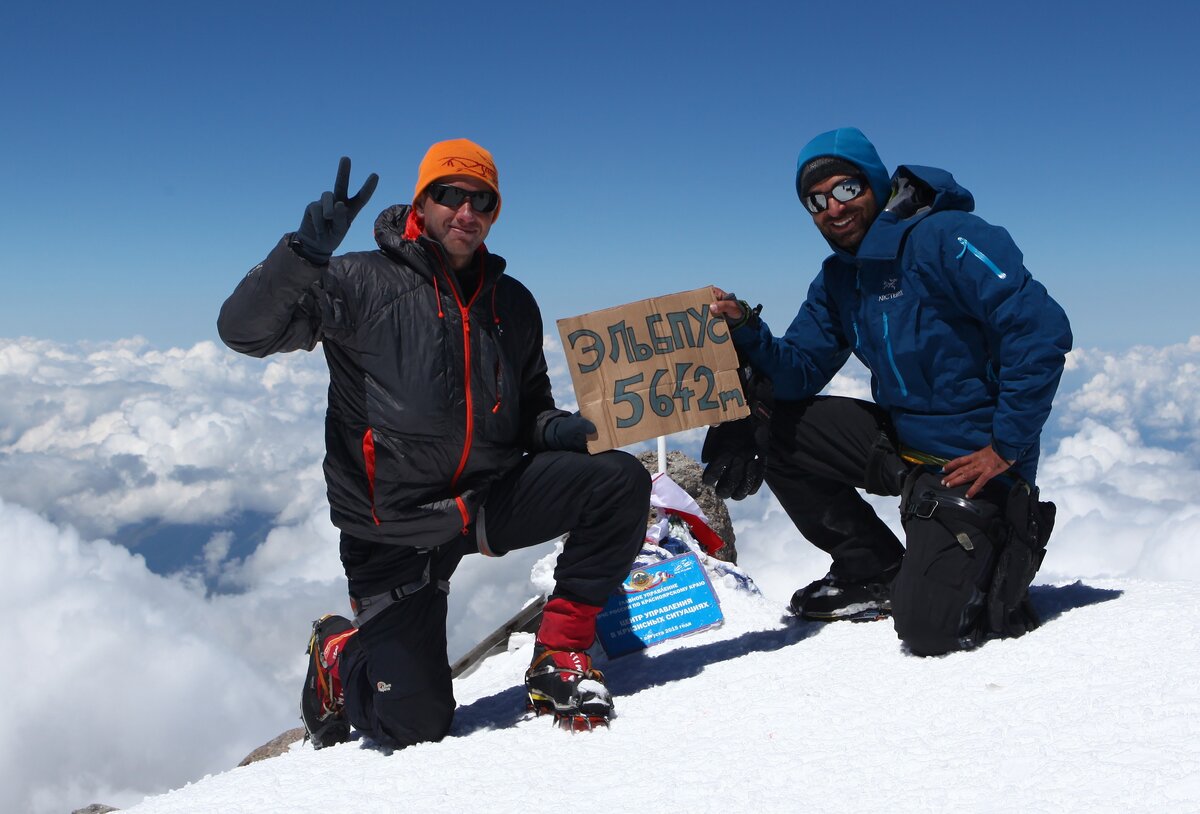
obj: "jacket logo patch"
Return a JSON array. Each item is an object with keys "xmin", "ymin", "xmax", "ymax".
[{"xmin": 878, "ymin": 279, "xmax": 904, "ymax": 301}]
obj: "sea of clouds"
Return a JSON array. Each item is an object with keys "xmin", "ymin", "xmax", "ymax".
[{"xmin": 2, "ymin": 334, "xmax": 1198, "ymax": 813}]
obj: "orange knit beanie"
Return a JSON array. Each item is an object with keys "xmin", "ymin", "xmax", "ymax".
[{"xmin": 413, "ymin": 138, "xmax": 501, "ymax": 220}]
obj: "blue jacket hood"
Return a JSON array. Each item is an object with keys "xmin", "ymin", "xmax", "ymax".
[
  {"xmin": 884, "ymin": 165, "xmax": 974, "ymax": 218},
  {"xmin": 856, "ymin": 164, "xmax": 976, "ymax": 261},
  {"xmin": 796, "ymin": 127, "xmax": 891, "ymax": 213}
]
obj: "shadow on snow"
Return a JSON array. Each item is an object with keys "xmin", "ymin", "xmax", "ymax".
[
  {"xmin": 1029, "ymin": 580, "xmax": 1123, "ymax": 624},
  {"xmin": 450, "ymin": 621, "xmax": 820, "ymax": 736},
  {"xmin": 448, "ymin": 580, "xmax": 1121, "ymax": 738}
]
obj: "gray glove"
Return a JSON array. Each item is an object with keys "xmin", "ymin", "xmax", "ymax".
[{"xmin": 292, "ymin": 156, "xmax": 379, "ymax": 264}]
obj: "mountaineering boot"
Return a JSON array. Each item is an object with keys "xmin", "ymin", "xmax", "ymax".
[
  {"xmin": 301, "ymin": 614, "xmax": 357, "ymax": 748},
  {"xmin": 525, "ymin": 643, "xmax": 613, "ymax": 731},
  {"xmin": 526, "ymin": 596, "xmax": 610, "ymax": 730},
  {"xmin": 789, "ymin": 569, "xmax": 896, "ymax": 623}
]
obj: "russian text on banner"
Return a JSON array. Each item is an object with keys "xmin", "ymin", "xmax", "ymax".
[{"xmin": 595, "ymin": 551, "xmax": 724, "ymax": 658}]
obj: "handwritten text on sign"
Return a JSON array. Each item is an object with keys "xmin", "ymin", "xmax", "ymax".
[{"xmin": 556, "ymin": 287, "xmax": 749, "ymax": 453}]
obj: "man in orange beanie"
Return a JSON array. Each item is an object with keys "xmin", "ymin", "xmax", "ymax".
[{"xmin": 218, "ymin": 139, "xmax": 650, "ymax": 746}]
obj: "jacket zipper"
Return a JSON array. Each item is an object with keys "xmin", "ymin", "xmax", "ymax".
[
  {"xmin": 362, "ymin": 250, "xmax": 489, "ymax": 531},
  {"xmin": 439, "ymin": 253, "xmax": 484, "ymax": 535},
  {"xmin": 852, "ymin": 267, "xmax": 866, "ymax": 358},
  {"xmin": 856, "ymin": 265, "xmax": 907, "ymax": 399},
  {"xmin": 955, "ymin": 237, "xmax": 1007, "ymax": 279},
  {"xmin": 362, "ymin": 428, "xmax": 381, "ymax": 526},
  {"xmin": 882, "ymin": 312, "xmax": 909, "ymax": 397},
  {"xmin": 492, "ymin": 357, "xmax": 503, "ymax": 413},
  {"xmin": 490, "ymin": 287, "xmax": 504, "ymax": 413}
]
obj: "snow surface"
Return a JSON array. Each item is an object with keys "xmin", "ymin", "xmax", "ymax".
[{"xmin": 120, "ymin": 556, "xmax": 1200, "ymax": 814}]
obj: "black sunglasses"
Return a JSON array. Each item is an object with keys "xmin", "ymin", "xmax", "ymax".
[
  {"xmin": 802, "ymin": 177, "xmax": 866, "ymax": 214},
  {"xmin": 427, "ymin": 182, "xmax": 498, "ymax": 214}
]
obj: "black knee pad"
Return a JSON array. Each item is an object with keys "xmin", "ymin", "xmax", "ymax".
[
  {"xmin": 893, "ymin": 478, "xmax": 1002, "ymax": 656},
  {"xmin": 892, "ymin": 568, "xmax": 988, "ymax": 657}
]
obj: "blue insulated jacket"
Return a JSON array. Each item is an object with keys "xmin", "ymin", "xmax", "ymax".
[{"xmin": 737, "ymin": 155, "xmax": 1072, "ymax": 483}]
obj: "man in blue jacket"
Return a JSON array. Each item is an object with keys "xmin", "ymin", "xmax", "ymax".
[{"xmin": 703, "ymin": 127, "xmax": 1071, "ymax": 655}]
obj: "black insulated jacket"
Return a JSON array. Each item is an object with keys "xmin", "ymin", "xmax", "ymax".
[{"xmin": 218, "ymin": 203, "xmax": 566, "ymax": 548}]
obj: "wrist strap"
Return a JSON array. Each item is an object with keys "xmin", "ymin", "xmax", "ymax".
[{"xmin": 726, "ymin": 301, "xmax": 762, "ymax": 331}]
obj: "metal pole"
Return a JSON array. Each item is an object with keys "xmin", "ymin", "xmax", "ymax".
[{"xmin": 657, "ymin": 435, "xmax": 667, "ymax": 474}]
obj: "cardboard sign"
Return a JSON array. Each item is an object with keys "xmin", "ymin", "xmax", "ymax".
[
  {"xmin": 556, "ymin": 287, "xmax": 749, "ymax": 453},
  {"xmin": 595, "ymin": 552, "xmax": 725, "ymax": 658}
]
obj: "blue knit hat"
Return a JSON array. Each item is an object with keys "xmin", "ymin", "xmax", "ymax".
[{"xmin": 795, "ymin": 128, "xmax": 891, "ymax": 209}]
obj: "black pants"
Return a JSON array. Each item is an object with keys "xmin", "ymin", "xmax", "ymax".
[
  {"xmin": 339, "ymin": 449, "xmax": 650, "ymax": 747},
  {"xmin": 766, "ymin": 396, "xmax": 1006, "ymax": 656}
]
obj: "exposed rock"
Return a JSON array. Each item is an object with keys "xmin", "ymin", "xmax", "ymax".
[
  {"xmin": 238, "ymin": 726, "xmax": 305, "ymax": 767},
  {"xmin": 637, "ymin": 449, "xmax": 737, "ymax": 563},
  {"xmin": 72, "ymin": 806, "xmax": 119, "ymax": 814}
]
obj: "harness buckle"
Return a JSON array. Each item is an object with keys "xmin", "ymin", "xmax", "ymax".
[{"xmin": 350, "ymin": 554, "xmax": 439, "ymax": 628}]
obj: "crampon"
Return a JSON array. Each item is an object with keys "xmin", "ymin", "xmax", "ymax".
[{"xmin": 525, "ymin": 644, "xmax": 613, "ymax": 731}]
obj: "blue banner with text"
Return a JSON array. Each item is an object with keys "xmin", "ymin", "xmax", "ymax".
[{"xmin": 596, "ymin": 552, "xmax": 724, "ymax": 658}]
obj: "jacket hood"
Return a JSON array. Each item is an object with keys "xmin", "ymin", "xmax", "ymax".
[
  {"xmin": 885, "ymin": 165, "xmax": 974, "ymax": 218},
  {"xmin": 796, "ymin": 127, "xmax": 891, "ymax": 212},
  {"xmin": 372, "ymin": 204, "xmax": 434, "ymax": 276},
  {"xmin": 373, "ymin": 203, "xmax": 418, "ymax": 253},
  {"xmin": 855, "ymin": 164, "xmax": 975, "ymax": 261},
  {"xmin": 371, "ymin": 203, "xmax": 503, "ymax": 279}
]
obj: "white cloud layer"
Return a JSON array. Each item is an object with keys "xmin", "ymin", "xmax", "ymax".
[{"xmin": 1, "ymin": 334, "xmax": 1199, "ymax": 813}]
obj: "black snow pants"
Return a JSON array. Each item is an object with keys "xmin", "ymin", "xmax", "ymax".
[
  {"xmin": 338, "ymin": 449, "xmax": 650, "ymax": 747},
  {"xmin": 765, "ymin": 396, "xmax": 1008, "ymax": 656}
]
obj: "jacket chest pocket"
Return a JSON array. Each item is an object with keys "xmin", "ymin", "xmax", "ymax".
[{"xmin": 475, "ymin": 326, "xmax": 521, "ymax": 441}]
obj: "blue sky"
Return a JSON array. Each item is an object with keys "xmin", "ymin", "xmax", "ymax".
[{"xmin": 3, "ymin": 1, "xmax": 1197, "ymax": 351}]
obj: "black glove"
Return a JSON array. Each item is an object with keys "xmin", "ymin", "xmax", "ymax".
[
  {"xmin": 701, "ymin": 364, "xmax": 773, "ymax": 500},
  {"xmin": 292, "ymin": 156, "xmax": 379, "ymax": 265},
  {"xmin": 542, "ymin": 412, "xmax": 596, "ymax": 452},
  {"xmin": 701, "ymin": 417, "xmax": 769, "ymax": 500},
  {"xmin": 987, "ymin": 482, "xmax": 1056, "ymax": 638}
]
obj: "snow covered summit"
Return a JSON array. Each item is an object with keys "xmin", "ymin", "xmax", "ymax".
[{"xmin": 120, "ymin": 560, "xmax": 1199, "ymax": 814}]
